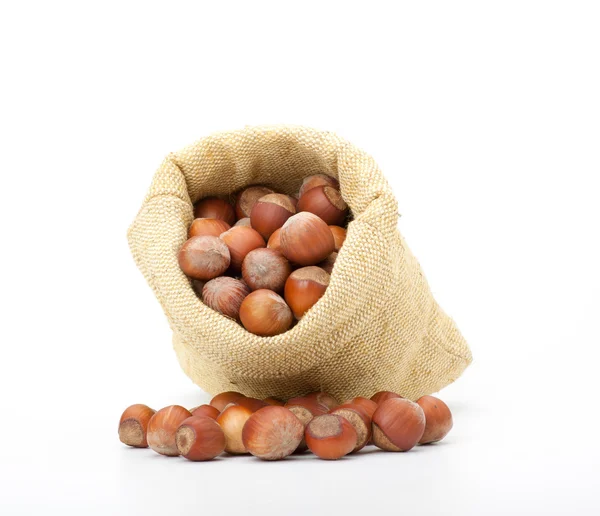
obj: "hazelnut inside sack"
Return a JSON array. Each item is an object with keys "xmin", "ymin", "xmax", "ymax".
[{"xmin": 128, "ymin": 125, "xmax": 472, "ymax": 402}]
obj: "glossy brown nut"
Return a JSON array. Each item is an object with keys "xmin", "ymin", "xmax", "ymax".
[
  {"xmin": 284, "ymin": 267, "xmax": 330, "ymax": 319},
  {"xmin": 178, "ymin": 236, "xmax": 231, "ymax": 280},
  {"xmin": 176, "ymin": 416, "xmax": 226, "ymax": 461},
  {"xmin": 216, "ymin": 404, "xmax": 253, "ymax": 454},
  {"xmin": 193, "ymin": 197, "xmax": 236, "ymax": 226},
  {"xmin": 191, "ymin": 404, "xmax": 221, "ymax": 420},
  {"xmin": 329, "ymin": 226, "xmax": 346, "ymax": 251},
  {"xmin": 210, "ymin": 391, "xmax": 246, "ymax": 412},
  {"xmin": 202, "ymin": 277, "xmax": 250, "ymax": 321},
  {"xmin": 284, "ymin": 398, "xmax": 328, "ymax": 452},
  {"xmin": 188, "ymin": 218, "xmax": 231, "ymax": 238},
  {"xmin": 147, "ymin": 406, "xmax": 193, "ymax": 456},
  {"xmin": 305, "ymin": 414, "xmax": 357, "ymax": 460},
  {"xmin": 298, "ymin": 174, "xmax": 340, "ymax": 198},
  {"xmin": 234, "ymin": 217, "xmax": 252, "ymax": 227},
  {"xmin": 233, "ymin": 397, "xmax": 270, "ymax": 413},
  {"xmin": 279, "ymin": 212, "xmax": 335, "ymax": 266},
  {"xmin": 372, "ymin": 398, "xmax": 426, "ymax": 452},
  {"xmin": 344, "ymin": 397, "xmax": 378, "ymax": 419},
  {"xmin": 417, "ymin": 396, "xmax": 453, "ymax": 444},
  {"xmin": 330, "ymin": 404, "xmax": 372, "ymax": 452},
  {"xmin": 235, "ymin": 186, "xmax": 275, "ymax": 219},
  {"xmin": 304, "ymin": 392, "xmax": 339, "ymax": 410},
  {"xmin": 370, "ymin": 391, "xmax": 404, "ymax": 405},
  {"xmin": 242, "ymin": 406, "xmax": 305, "ymax": 460},
  {"xmin": 220, "ymin": 226, "xmax": 266, "ymax": 272},
  {"xmin": 242, "ymin": 248, "xmax": 292, "ymax": 293},
  {"xmin": 297, "ymin": 185, "xmax": 348, "ymax": 226},
  {"xmin": 250, "ymin": 194, "xmax": 296, "ymax": 239},
  {"xmin": 118, "ymin": 404, "xmax": 156, "ymax": 448},
  {"xmin": 317, "ymin": 252, "xmax": 337, "ymax": 275},
  {"xmin": 263, "ymin": 397, "xmax": 285, "ymax": 406},
  {"xmin": 267, "ymin": 228, "xmax": 282, "ymax": 251},
  {"xmin": 239, "ymin": 289, "xmax": 293, "ymax": 336}
]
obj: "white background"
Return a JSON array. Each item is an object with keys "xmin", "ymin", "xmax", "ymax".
[{"xmin": 1, "ymin": 1, "xmax": 599, "ymax": 514}]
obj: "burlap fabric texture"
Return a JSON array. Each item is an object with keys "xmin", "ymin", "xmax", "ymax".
[{"xmin": 128, "ymin": 125, "xmax": 472, "ymax": 401}]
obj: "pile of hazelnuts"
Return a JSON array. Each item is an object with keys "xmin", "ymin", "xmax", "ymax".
[
  {"xmin": 118, "ymin": 390, "xmax": 453, "ymax": 461},
  {"xmin": 178, "ymin": 175, "xmax": 348, "ymax": 335}
]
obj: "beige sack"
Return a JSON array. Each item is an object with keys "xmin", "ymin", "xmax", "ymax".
[{"xmin": 127, "ymin": 125, "xmax": 472, "ymax": 401}]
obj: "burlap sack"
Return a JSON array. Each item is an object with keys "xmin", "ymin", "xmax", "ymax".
[{"xmin": 128, "ymin": 125, "xmax": 472, "ymax": 401}]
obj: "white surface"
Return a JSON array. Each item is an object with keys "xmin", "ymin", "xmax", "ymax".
[{"xmin": 1, "ymin": 1, "xmax": 599, "ymax": 514}]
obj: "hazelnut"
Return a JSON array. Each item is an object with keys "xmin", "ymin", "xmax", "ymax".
[
  {"xmin": 284, "ymin": 267, "xmax": 330, "ymax": 319},
  {"xmin": 242, "ymin": 248, "xmax": 292, "ymax": 293},
  {"xmin": 176, "ymin": 416, "xmax": 225, "ymax": 461},
  {"xmin": 190, "ymin": 404, "xmax": 220, "ymax": 420},
  {"xmin": 318, "ymin": 252, "xmax": 337, "ymax": 274},
  {"xmin": 202, "ymin": 277, "xmax": 250, "ymax": 321},
  {"xmin": 330, "ymin": 404, "xmax": 372, "ymax": 452},
  {"xmin": 417, "ymin": 396, "xmax": 453, "ymax": 444},
  {"xmin": 263, "ymin": 397, "xmax": 285, "ymax": 406},
  {"xmin": 329, "ymin": 226, "xmax": 346, "ymax": 251},
  {"xmin": 220, "ymin": 226, "xmax": 266, "ymax": 272},
  {"xmin": 344, "ymin": 397, "xmax": 378, "ymax": 419},
  {"xmin": 233, "ymin": 397, "xmax": 270, "ymax": 413},
  {"xmin": 297, "ymin": 185, "xmax": 348, "ymax": 226},
  {"xmin": 371, "ymin": 391, "xmax": 404, "ymax": 405},
  {"xmin": 285, "ymin": 397, "xmax": 329, "ymax": 452},
  {"xmin": 304, "ymin": 392, "xmax": 339, "ymax": 410},
  {"xmin": 216, "ymin": 404, "xmax": 253, "ymax": 454},
  {"xmin": 305, "ymin": 414, "xmax": 357, "ymax": 460},
  {"xmin": 266, "ymin": 228, "xmax": 282, "ymax": 251},
  {"xmin": 147, "ymin": 405, "xmax": 193, "ymax": 456},
  {"xmin": 118, "ymin": 404, "xmax": 156, "ymax": 448},
  {"xmin": 371, "ymin": 398, "xmax": 425, "ymax": 452},
  {"xmin": 250, "ymin": 193, "xmax": 296, "ymax": 239},
  {"xmin": 178, "ymin": 236, "xmax": 231, "ymax": 281},
  {"xmin": 298, "ymin": 174, "xmax": 339, "ymax": 198},
  {"xmin": 234, "ymin": 217, "xmax": 252, "ymax": 227},
  {"xmin": 279, "ymin": 212, "xmax": 335, "ymax": 266},
  {"xmin": 210, "ymin": 391, "xmax": 246, "ymax": 412},
  {"xmin": 239, "ymin": 289, "xmax": 293, "ymax": 336},
  {"xmin": 235, "ymin": 186, "xmax": 275, "ymax": 219},
  {"xmin": 193, "ymin": 197, "xmax": 236, "ymax": 226},
  {"xmin": 242, "ymin": 406, "xmax": 305, "ymax": 460},
  {"xmin": 188, "ymin": 218, "xmax": 231, "ymax": 238}
]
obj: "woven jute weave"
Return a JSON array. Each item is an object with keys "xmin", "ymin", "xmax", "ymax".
[{"xmin": 128, "ymin": 125, "xmax": 472, "ymax": 401}]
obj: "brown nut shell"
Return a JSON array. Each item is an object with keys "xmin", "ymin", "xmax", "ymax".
[
  {"xmin": 330, "ymin": 404, "xmax": 372, "ymax": 452},
  {"xmin": 210, "ymin": 391, "xmax": 246, "ymax": 412},
  {"xmin": 239, "ymin": 289, "xmax": 293, "ymax": 336},
  {"xmin": 267, "ymin": 228, "xmax": 282, "ymax": 251},
  {"xmin": 371, "ymin": 398, "xmax": 425, "ymax": 452},
  {"xmin": 193, "ymin": 197, "xmax": 236, "ymax": 226},
  {"xmin": 297, "ymin": 185, "xmax": 348, "ymax": 226},
  {"xmin": 304, "ymin": 392, "xmax": 339, "ymax": 410},
  {"xmin": 344, "ymin": 397, "xmax": 378, "ymax": 419},
  {"xmin": 178, "ymin": 236, "xmax": 231, "ymax": 280},
  {"xmin": 371, "ymin": 391, "xmax": 404, "ymax": 405},
  {"xmin": 298, "ymin": 174, "xmax": 340, "ymax": 198},
  {"xmin": 305, "ymin": 414, "xmax": 357, "ymax": 460},
  {"xmin": 176, "ymin": 416, "xmax": 226, "ymax": 461},
  {"xmin": 279, "ymin": 212, "xmax": 335, "ymax": 266},
  {"xmin": 242, "ymin": 406, "xmax": 305, "ymax": 460},
  {"xmin": 242, "ymin": 248, "xmax": 292, "ymax": 293},
  {"xmin": 235, "ymin": 186, "xmax": 275, "ymax": 219},
  {"xmin": 318, "ymin": 252, "xmax": 337, "ymax": 275},
  {"xmin": 216, "ymin": 404, "xmax": 253, "ymax": 454},
  {"xmin": 234, "ymin": 217, "xmax": 252, "ymax": 227},
  {"xmin": 191, "ymin": 404, "xmax": 221, "ymax": 420},
  {"xmin": 250, "ymin": 193, "xmax": 296, "ymax": 239},
  {"xmin": 118, "ymin": 404, "xmax": 156, "ymax": 448},
  {"xmin": 329, "ymin": 225, "xmax": 347, "ymax": 251},
  {"xmin": 220, "ymin": 226, "xmax": 266, "ymax": 272},
  {"xmin": 147, "ymin": 405, "xmax": 193, "ymax": 456},
  {"xmin": 188, "ymin": 218, "xmax": 231, "ymax": 238},
  {"xmin": 202, "ymin": 277, "xmax": 250, "ymax": 321},
  {"xmin": 417, "ymin": 396, "xmax": 453, "ymax": 444},
  {"xmin": 284, "ymin": 267, "xmax": 330, "ymax": 319}
]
